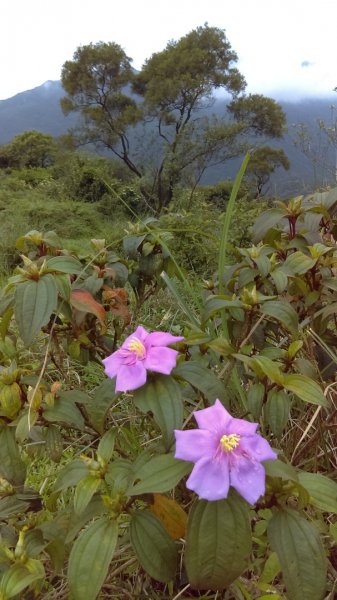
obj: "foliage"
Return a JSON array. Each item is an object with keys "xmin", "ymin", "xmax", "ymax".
[
  {"xmin": 60, "ymin": 25, "xmax": 287, "ymax": 212},
  {"xmin": 245, "ymin": 145, "xmax": 290, "ymax": 198},
  {"xmin": 0, "ymin": 131, "xmax": 57, "ymax": 169},
  {"xmin": 0, "ymin": 161, "xmax": 337, "ymax": 599}
]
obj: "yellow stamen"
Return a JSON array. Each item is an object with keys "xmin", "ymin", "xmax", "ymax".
[
  {"xmin": 128, "ymin": 338, "xmax": 146, "ymax": 358},
  {"xmin": 220, "ymin": 433, "xmax": 241, "ymax": 452}
]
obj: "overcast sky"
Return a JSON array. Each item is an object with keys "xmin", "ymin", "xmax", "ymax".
[{"xmin": 1, "ymin": 0, "xmax": 336, "ymax": 101}]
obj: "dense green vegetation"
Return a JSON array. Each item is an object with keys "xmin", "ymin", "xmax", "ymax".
[{"xmin": 0, "ymin": 24, "xmax": 337, "ymax": 600}]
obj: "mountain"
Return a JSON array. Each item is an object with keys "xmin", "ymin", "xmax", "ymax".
[
  {"xmin": 0, "ymin": 80, "xmax": 75, "ymax": 142},
  {"xmin": 0, "ymin": 81, "xmax": 336, "ymax": 196}
]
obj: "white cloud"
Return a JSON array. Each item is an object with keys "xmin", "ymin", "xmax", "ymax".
[{"xmin": 1, "ymin": 0, "xmax": 337, "ymax": 100}]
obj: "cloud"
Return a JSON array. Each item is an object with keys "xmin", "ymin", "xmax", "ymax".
[{"xmin": 301, "ymin": 60, "xmax": 314, "ymax": 68}]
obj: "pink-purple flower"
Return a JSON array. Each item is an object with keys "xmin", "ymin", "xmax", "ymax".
[
  {"xmin": 175, "ymin": 399, "xmax": 277, "ymax": 504},
  {"xmin": 103, "ymin": 325, "xmax": 184, "ymax": 392}
]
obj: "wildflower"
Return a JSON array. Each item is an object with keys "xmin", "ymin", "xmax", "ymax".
[
  {"xmin": 103, "ymin": 325, "xmax": 184, "ymax": 392},
  {"xmin": 175, "ymin": 399, "xmax": 277, "ymax": 504}
]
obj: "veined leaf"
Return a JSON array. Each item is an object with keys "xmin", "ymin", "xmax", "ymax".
[
  {"xmin": 261, "ymin": 300, "xmax": 298, "ymax": 333},
  {"xmin": 283, "ymin": 251, "xmax": 316, "ymax": 275},
  {"xmin": 128, "ymin": 454, "xmax": 192, "ymax": 495},
  {"xmin": 185, "ymin": 495, "xmax": 252, "ymax": 590},
  {"xmin": 264, "ymin": 459, "xmax": 298, "ymax": 482},
  {"xmin": 134, "ymin": 375, "xmax": 183, "ymax": 450},
  {"xmin": 150, "ymin": 494, "xmax": 187, "ymax": 540},
  {"xmin": 174, "ymin": 361, "xmax": 229, "ymax": 405},
  {"xmin": 74, "ymin": 475, "xmax": 102, "ymax": 515},
  {"xmin": 68, "ymin": 516, "xmax": 118, "ymax": 600},
  {"xmin": 297, "ymin": 471, "xmax": 337, "ymax": 513},
  {"xmin": 0, "ymin": 424, "xmax": 26, "ymax": 485},
  {"xmin": 43, "ymin": 397, "xmax": 85, "ymax": 430},
  {"xmin": 46, "ymin": 255, "xmax": 83, "ymax": 274},
  {"xmin": 129, "ymin": 510, "xmax": 178, "ymax": 582},
  {"xmin": 267, "ymin": 508, "xmax": 327, "ymax": 600},
  {"xmin": 0, "ymin": 564, "xmax": 44, "ymax": 599},
  {"xmin": 265, "ymin": 389, "xmax": 290, "ymax": 438},
  {"xmin": 252, "ymin": 208, "xmax": 286, "ymax": 242},
  {"xmin": 283, "ymin": 374, "xmax": 327, "ymax": 406},
  {"xmin": 203, "ymin": 295, "xmax": 244, "ymax": 321},
  {"xmin": 14, "ymin": 274, "xmax": 58, "ymax": 346},
  {"xmin": 70, "ymin": 289, "xmax": 105, "ymax": 323}
]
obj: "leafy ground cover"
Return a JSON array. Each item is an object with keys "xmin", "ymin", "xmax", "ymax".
[{"xmin": 0, "ymin": 159, "xmax": 336, "ymax": 599}]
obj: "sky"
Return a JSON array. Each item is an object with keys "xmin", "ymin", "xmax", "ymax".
[{"xmin": 1, "ymin": 0, "xmax": 337, "ymax": 101}]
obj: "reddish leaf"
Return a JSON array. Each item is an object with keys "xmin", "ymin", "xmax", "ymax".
[
  {"xmin": 70, "ymin": 289, "xmax": 105, "ymax": 323},
  {"xmin": 102, "ymin": 287, "xmax": 130, "ymax": 326}
]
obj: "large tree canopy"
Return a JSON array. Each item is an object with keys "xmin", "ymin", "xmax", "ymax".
[{"xmin": 61, "ymin": 25, "xmax": 287, "ymax": 212}]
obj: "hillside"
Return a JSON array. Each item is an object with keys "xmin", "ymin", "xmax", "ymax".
[{"xmin": 0, "ymin": 81, "xmax": 336, "ymax": 195}]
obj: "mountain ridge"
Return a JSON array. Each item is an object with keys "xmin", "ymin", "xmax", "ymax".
[{"xmin": 1, "ymin": 80, "xmax": 336, "ymax": 195}]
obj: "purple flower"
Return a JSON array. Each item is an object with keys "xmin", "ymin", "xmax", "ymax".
[
  {"xmin": 175, "ymin": 399, "xmax": 277, "ymax": 504},
  {"xmin": 103, "ymin": 325, "xmax": 184, "ymax": 392}
]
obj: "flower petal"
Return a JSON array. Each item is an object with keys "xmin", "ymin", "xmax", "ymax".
[
  {"xmin": 115, "ymin": 362, "xmax": 147, "ymax": 392},
  {"xmin": 194, "ymin": 399, "xmax": 232, "ymax": 433},
  {"xmin": 229, "ymin": 456, "xmax": 266, "ymax": 504},
  {"xmin": 239, "ymin": 435, "xmax": 277, "ymax": 462},
  {"xmin": 144, "ymin": 346, "xmax": 179, "ymax": 374},
  {"xmin": 227, "ymin": 417, "xmax": 258, "ymax": 436},
  {"xmin": 121, "ymin": 326, "xmax": 149, "ymax": 349},
  {"xmin": 146, "ymin": 331, "xmax": 184, "ymax": 347},
  {"xmin": 102, "ymin": 351, "xmax": 123, "ymax": 378},
  {"xmin": 175, "ymin": 429, "xmax": 218, "ymax": 463},
  {"xmin": 186, "ymin": 456, "xmax": 230, "ymax": 501}
]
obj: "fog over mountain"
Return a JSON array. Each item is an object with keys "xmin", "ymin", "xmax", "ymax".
[{"xmin": 0, "ymin": 81, "xmax": 336, "ymax": 196}]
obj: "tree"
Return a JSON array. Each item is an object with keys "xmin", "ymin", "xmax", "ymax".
[
  {"xmin": 244, "ymin": 146, "xmax": 290, "ymax": 197},
  {"xmin": 5, "ymin": 131, "xmax": 57, "ymax": 168},
  {"xmin": 61, "ymin": 25, "xmax": 287, "ymax": 212},
  {"xmin": 61, "ymin": 42, "xmax": 142, "ymax": 177}
]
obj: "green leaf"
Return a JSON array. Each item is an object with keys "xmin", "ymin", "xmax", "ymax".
[
  {"xmin": 0, "ymin": 423, "xmax": 26, "ymax": 485},
  {"xmin": 252, "ymin": 208, "xmax": 286, "ymax": 242},
  {"xmin": 283, "ymin": 374, "xmax": 327, "ymax": 406},
  {"xmin": 53, "ymin": 459, "xmax": 89, "ymax": 492},
  {"xmin": 265, "ymin": 389, "xmax": 290, "ymax": 438},
  {"xmin": 68, "ymin": 516, "xmax": 118, "ymax": 600},
  {"xmin": 14, "ymin": 274, "xmax": 58, "ymax": 346},
  {"xmin": 267, "ymin": 508, "xmax": 327, "ymax": 600},
  {"xmin": 283, "ymin": 251, "xmax": 317, "ymax": 275},
  {"xmin": 128, "ymin": 454, "xmax": 192, "ymax": 496},
  {"xmin": 185, "ymin": 495, "xmax": 252, "ymax": 590},
  {"xmin": 97, "ymin": 427, "xmax": 116, "ymax": 463},
  {"xmin": 46, "ymin": 255, "xmax": 83, "ymax": 274},
  {"xmin": 74, "ymin": 475, "xmax": 102, "ymax": 515},
  {"xmin": 297, "ymin": 471, "xmax": 337, "ymax": 513},
  {"xmin": 261, "ymin": 300, "xmax": 298, "ymax": 333},
  {"xmin": 234, "ymin": 354, "xmax": 285, "ymax": 386},
  {"xmin": 260, "ymin": 551, "xmax": 281, "ymax": 584},
  {"xmin": 54, "ymin": 273, "xmax": 71, "ymax": 301},
  {"xmin": 86, "ymin": 379, "xmax": 119, "ymax": 434},
  {"xmin": 43, "ymin": 397, "xmax": 85, "ymax": 430},
  {"xmin": 105, "ymin": 459, "xmax": 133, "ymax": 494},
  {"xmin": 247, "ymin": 383, "xmax": 265, "ymax": 420},
  {"xmin": 174, "ymin": 361, "xmax": 229, "ymax": 405},
  {"xmin": 270, "ymin": 268, "xmax": 288, "ymax": 293},
  {"xmin": 0, "ymin": 564, "xmax": 44, "ymax": 599},
  {"xmin": 134, "ymin": 375, "xmax": 183, "ymax": 450},
  {"xmin": 255, "ymin": 255, "xmax": 271, "ymax": 277},
  {"xmin": 202, "ymin": 295, "xmax": 243, "ymax": 321},
  {"xmin": 65, "ymin": 496, "xmax": 107, "ymax": 543},
  {"xmin": 123, "ymin": 233, "xmax": 147, "ymax": 258},
  {"xmin": 0, "ymin": 495, "xmax": 29, "ymax": 519},
  {"xmin": 45, "ymin": 424, "xmax": 63, "ymax": 463},
  {"xmin": 264, "ymin": 459, "xmax": 298, "ymax": 482},
  {"xmin": 129, "ymin": 510, "xmax": 178, "ymax": 582}
]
